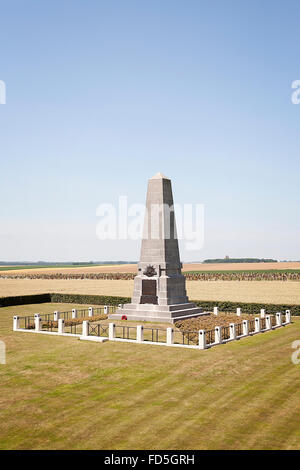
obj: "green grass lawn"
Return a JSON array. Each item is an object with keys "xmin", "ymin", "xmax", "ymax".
[{"xmin": 0, "ymin": 302, "xmax": 300, "ymax": 450}]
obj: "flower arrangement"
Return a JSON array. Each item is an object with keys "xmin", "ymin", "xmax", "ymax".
[{"xmin": 121, "ymin": 315, "xmax": 127, "ymax": 320}]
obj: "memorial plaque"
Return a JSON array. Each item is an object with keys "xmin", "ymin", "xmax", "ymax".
[{"xmin": 140, "ymin": 279, "xmax": 157, "ymax": 304}]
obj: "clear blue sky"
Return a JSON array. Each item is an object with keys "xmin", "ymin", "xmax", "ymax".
[{"xmin": 0, "ymin": 0, "xmax": 300, "ymax": 262}]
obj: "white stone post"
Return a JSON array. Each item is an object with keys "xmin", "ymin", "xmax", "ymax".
[
  {"xmin": 13, "ymin": 315, "xmax": 20, "ymax": 331},
  {"xmin": 255, "ymin": 317, "xmax": 261, "ymax": 333},
  {"xmin": 276, "ymin": 312, "xmax": 282, "ymax": 327},
  {"xmin": 236, "ymin": 308, "xmax": 241, "ymax": 316},
  {"xmin": 214, "ymin": 326, "xmax": 221, "ymax": 344},
  {"xmin": 285, "ymin": 310, "xmax": 291, "ymax": 324},
  {"xmin": 260, "ymin": 309, "xmax": 266, "ymax": 318},
  {"xmin": 266, "ymin": 315, "xmax": 272, "ymax": 330},
  {"xmin": 54, "ymin": 311, "xmax": 60, "ymax": 321},
  {"xmin": 167, "ymin": 327, "xmax": 174, "ymax": 345},
  {"xmin": 229, "ymin": 323, "xmax": 236, "ymax": 340},
  {"xmin": 109, "ymin": 322, "xmax": 116, "ymax": 340},
  {"xmin": 88, "ymin": 307, "xmax": 94, "ymax": 317},
  {"xmin": 72, "ymin": 309, "xmax": 77, "ymax": 319},
  {"xmin": 104, "ymin": 306, "xmax": 108, "ymax": 315},
  {"xmin": 213, "ymin": 306, "xmax": 219, "ymax": 316},
  {"xmin": 136, "ymin": 325, "xmax": 144, "ymax": 343},
  {"xmin": 242, "ymin": 319, "xmax": 249, "ymax": 336},
  {"xmin": 198, "ymin": 330, "xmax": 206, "ymax": 349},
  {"xmin": 58, "ymin": 319, "xmax": 65, "ymax": 334},
  {"xmin": 82, "ymin": 320, "xmax": 89, "ymax": 337},
  {"xmin": 34, "ymin": 314, "xmax": 41, "ymax": 332}
]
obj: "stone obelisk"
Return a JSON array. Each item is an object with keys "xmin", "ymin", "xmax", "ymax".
[{"xmin": 109, "ymin": 173, "xmax": 203, "ymax": 323}]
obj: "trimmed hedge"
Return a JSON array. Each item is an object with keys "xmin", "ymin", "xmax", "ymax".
[
  {"xmin": 49, "ymin": 293, "xmax": 131, "ymax": 306},
  {"xmin": 0, "ymin": 293, "xmax": 51, "ymax": 307},
  {"xmin": 193, "ymin": 299, "xmax": 300, "ymax": 316},
  {"xmin": 1, "ymin": 292, "xmax": 300, "ymax": 316}
]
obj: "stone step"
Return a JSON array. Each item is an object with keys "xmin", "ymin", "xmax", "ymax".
[{"xmin": 109, "ymin": 306, "xmax": 205, "ymax": 324}]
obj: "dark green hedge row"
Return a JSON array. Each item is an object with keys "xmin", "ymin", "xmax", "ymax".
[
  {"xmin": 49, "ymin": 293, "xmax": 131, "ymax": 306},
  {"xmin": 0, "ymin": 293, "xmax": 130, "ymax": 308},
  {"xmin": 1, "ymin": 292, "xmax": 299, "ymax": 316},
  {"xmin": 50, "ymin": 294, "xmax": 300, "ymax": 315},
  {"xmin": 192, "ymin": 299, "xmax": 300, "ymax": 315},
  {"xmin": 0, "ymin": 293, "xmax": 51, "ymax": 307}
]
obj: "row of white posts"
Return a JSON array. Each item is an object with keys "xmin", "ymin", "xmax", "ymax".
[
  {"xmin": 212, "ymin": 306, "xmax": 290, "ymax": 319},
  {"xmin": 80, "ymin": 323, "xmax": 180, "ymax": 345},
  {"xmin": 13, "ymin": 316, "xmax": 195, "ymax": 348},
  {"xmin": 13, "ymin": 304, "xmax": 111, "ymax": 334},
  {"xmin": 13, "ymin": 315, "xmax": 66, "ymax": 334},
  {"xmin": 53, "ymin": 305, "xmax": 110, "ymax": 321},
  {"xmin": 13, "ymin": 309, "xmax": 292, "ymax": 350},
  {"xmin": 203, "ymin": 310, "xmax": 292, "ymax": 349}
]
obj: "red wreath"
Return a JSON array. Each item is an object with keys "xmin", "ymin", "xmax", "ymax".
[{"xmin": 121, "ymin": 315, "xmax": 127, "ymax": 320}]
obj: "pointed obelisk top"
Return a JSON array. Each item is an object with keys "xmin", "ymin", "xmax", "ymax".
[
  {"xmin": 150, "ymin": 172, "xmax": 170, "ymax": 180},
  {"xmin": 139, "ymin": 172, "xmax": 180, "ymax": 267}
]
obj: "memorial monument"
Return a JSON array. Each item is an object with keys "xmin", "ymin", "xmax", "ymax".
[{"xmin": 109, "ymin": 173, "xmax": 203, "ymax": 323}]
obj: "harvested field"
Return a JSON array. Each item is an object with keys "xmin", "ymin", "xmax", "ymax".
[
  {"xmin": 0, "ymin": 264, "xmax": 138, "ymax": 275},
  {"xmin": 1, "ymin": 261, "xmax": 300, "ymax": 275},
  {"xmin": 1, "ymin": 279, "xmax": 300, "ymax": 304},
  {"xmin": 0, "ymin": 278, "xmax": 134, "ymax": 297},
  {"xmin": 186, "ymin": 280, "xmax": 300, "ymax": 305}
]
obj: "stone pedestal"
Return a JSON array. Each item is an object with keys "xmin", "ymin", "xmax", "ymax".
[{"xmin": 109, "ymin": 173, "xmax": 204, "ymax": 323}]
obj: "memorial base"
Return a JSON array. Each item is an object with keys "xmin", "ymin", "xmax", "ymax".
[{"xmin": 109, "ymin": 302, "xmax": 206, "ymax": 323}]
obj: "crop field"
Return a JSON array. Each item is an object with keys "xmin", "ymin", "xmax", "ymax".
[
  {"xmin": 0, "ymin": 264, "xmax": 138, "ymax": 274},
  {"xmin": 1, "ymin": 278, "xmax": 300, "ymax": 305},
  {"xmin": 1, "ymin": 261, "xmax": 300, "ymax": 275},
  {"xmin": 186, "ymin": 280, "xmax": 300, "ymax": 304},
  {"xmin": 0, "ymin": 264, "xmax": 106, "ymax": 272},
  {"xmin": 183, "ymin": 262, "xmax": 300, "ymax": 272},
  {"xmin": 0, "ymin": 302, "xmax": 299, "ymax": 450}
]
